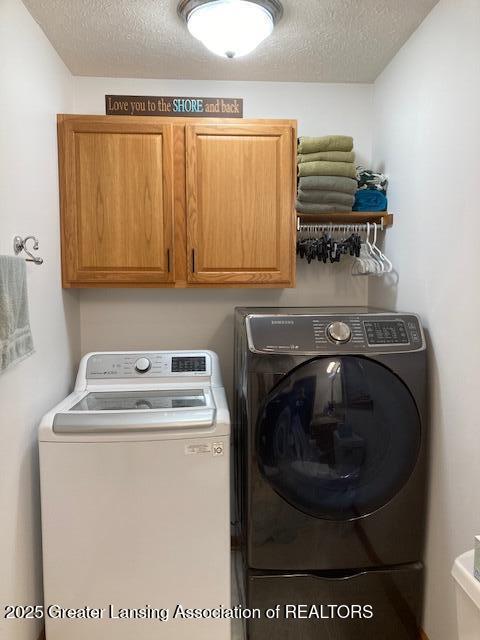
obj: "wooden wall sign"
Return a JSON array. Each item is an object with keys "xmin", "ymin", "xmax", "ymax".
[{"xmin": 105, "ymin": 95, "xmax": 243, "ymax": 118}]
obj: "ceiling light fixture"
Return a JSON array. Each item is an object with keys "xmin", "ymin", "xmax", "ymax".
[{"xmin": 178, "ymin": 0, "xmax": 283, "ymax": 59}]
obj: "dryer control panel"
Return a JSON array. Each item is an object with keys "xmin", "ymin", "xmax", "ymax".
[
  {"xmin": 86, "ymin": 352, "xmax": 211, "ymax": 379},
  {"xmin": 246, "ymin": 314, "xmax": 425, "ymax": 354}
]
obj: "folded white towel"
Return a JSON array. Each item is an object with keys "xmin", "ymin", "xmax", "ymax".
[{"xmin": 0, "ymin": 256, "xmax": 34, "ymax": 373}]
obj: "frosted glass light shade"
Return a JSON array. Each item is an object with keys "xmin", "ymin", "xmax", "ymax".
[{"xmin": 186, "ymin": 0, "xmax": 275, "ymax": 58}]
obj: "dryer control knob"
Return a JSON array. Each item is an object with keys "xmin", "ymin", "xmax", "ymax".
[
  {"xmin": 135, "ymin": 357, "xmax": 151, "ymax": 374},
  {"xmin": 327, "ymin": 321, "xmax": 352, "ymax": 344}
]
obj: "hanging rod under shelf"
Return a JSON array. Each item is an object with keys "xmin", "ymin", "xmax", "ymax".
[
  {"xmin": 296, "ymin": 212, "xmax": 393, "ymax": 227},
  {"xmin": 297, "ymin": 221, "xmax": 385, "ymax": 233}
]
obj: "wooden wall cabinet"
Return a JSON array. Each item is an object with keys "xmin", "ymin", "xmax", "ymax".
[{"xmin": 58, "ymin": 115, "xmax": 296, "ymax": 288}]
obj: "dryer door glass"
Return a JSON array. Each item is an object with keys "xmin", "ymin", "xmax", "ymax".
[{"xmin": 256, "ymin": 356, "xmax": 421, "ymax": 521}]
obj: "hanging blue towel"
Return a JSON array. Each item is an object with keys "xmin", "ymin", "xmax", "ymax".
[{"xmin": 353, "ymin": 189, "xmax": 388, "ymax": 212}]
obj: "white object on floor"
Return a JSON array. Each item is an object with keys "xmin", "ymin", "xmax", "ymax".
[
  {"xmin": 452, "ymin": 549, "xmax": 480, "ymax": 638},
  {"xmin": 0, "ymin": 255, "xmax": 34, "ymax": 373},
  {"xmin": 39, "ymin": 351, "xmax": 230, "ymax": 640}
]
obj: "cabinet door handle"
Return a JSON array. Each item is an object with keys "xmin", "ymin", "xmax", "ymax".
[
  {"xmin": 167, "ymin": 249, "xmax": 171, "ymax": 273},
  {"xmin": 192, "ymin": 249, "xmax": 196, "ymax": 273}
]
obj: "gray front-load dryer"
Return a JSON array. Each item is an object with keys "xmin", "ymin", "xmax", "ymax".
[{"xmin": 234, "ymin": 307, "xmax": 428, "ymax": 640}]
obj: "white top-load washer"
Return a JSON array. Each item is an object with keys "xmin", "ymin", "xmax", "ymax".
[{"xmin": 39, "ymin": 350, "xmax": 230, "ymax": 640}]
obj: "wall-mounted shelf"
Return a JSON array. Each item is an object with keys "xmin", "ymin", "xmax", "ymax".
[{"xmin": 296, "ymin": 212, "xmax": 393, "ymax": 228}]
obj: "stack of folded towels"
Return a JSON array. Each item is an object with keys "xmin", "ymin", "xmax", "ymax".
[
  {"xmin": 296, "ymin": 135, "xmax": 357, "ymax": 214},
  {"xmin": 353, "ymin": 166, "xmax": 388, "ymax": 211}
]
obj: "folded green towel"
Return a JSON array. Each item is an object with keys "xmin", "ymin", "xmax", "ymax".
[
  {"xmin": 298, "ymin": 161, "xmax": 356, "ymax": 179},
  {"xmin": 299, "ymin": 176, "xmax": 358, "ymax": 194},
  {"xmin": 297, "ymin": 189, "xmax": 355, "ymax": 207},
  {"xmin": 296, "ymin": 202, "xmax": 353, "ymax": 214},
  {"xmin": 0, "ymin": 256, "xmax": 34, "ymax": 372},
  {"xmin": 297, "ymin": 151, "xmax": 355, "ymax": 164},
  {"xmin": 298, "ymin": 136, "xmax": 353, "ymax": 154}
]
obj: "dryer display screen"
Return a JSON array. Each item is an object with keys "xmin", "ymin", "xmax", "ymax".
[{"xmin": 364, "ymin": 321, "xmax": 409, "ymax": 345}]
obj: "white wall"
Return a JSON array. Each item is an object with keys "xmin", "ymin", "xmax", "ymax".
[
  {"xmin": 74, "ymin": 77, "xmax": 374, "ymax": 158},
  {"xmin": 0, "ymin": 1, "xmax": 80, "ymax": 638},
  {"xmin": 369, "ymin": 1, "xmax": 480, "ymax": 638},
  {"xmin": 74, "ymin": 77, "xmax": 373, "ymax": 399}
]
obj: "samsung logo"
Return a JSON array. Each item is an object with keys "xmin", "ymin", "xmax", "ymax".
[{"xmin": 271, "ymin": 320, "xmax": 295, "ymax": 325}]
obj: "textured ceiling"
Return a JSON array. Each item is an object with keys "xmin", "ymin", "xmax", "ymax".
[{"xmin": 22, "ymin": 0, "xmax": 438, "ymax": 82}]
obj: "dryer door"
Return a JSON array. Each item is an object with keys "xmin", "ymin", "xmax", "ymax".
[{"xmin": 256, "ymin": 356, "xmax": 421, "ymax": 521}]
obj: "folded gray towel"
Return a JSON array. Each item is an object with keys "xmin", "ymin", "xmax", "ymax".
[
  {"xmin": 296, "ymin": 202, "xmax": 353, "ymax": 214},
  {"xmin": 299, "ymin": 176, "xmax": 358, "ymax": 195},
  {"xmin": 297, "ymin": 190, "xmax": 355, "ymax": 207},
  {"xmin": 0, "ymin": 256, "xmax": 34, "ymax": 373}
]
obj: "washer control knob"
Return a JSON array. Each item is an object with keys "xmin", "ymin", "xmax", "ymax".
[
  {"xmin": 327, "ymin": 321, "xmax": 352, "ymax": 344},
  {"xmin": 134, "ymin": 357, "xmax": 151, "ymax": 374}
]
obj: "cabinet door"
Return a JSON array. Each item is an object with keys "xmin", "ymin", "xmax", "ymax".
[
  {"xmin": 59, "ymin": 117, "xmax": 174, "ymax": 286},
  {"xmin": 185, "ymin": 123, "xmax": 295, "ymax": 286}
]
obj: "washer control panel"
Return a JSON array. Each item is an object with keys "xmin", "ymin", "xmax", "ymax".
[
  {"xmin": 246, "ymin": 314, "xmax": 424, "ymax": 354},
  {"xmin": 86, "ymin": 353, "xmax": 211, "ymax": 379}
]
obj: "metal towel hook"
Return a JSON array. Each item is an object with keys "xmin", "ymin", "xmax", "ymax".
[{"xmin": 13, "ymin": 235, "xmax": 44, "ymax": 265}]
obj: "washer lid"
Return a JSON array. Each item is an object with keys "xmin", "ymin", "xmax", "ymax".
[
  {"xmin": 70, "ymin": 389, "xmax": 207, "ymax": 411},
  {"xmin": 52, "ymin": 388, "xmax": 216, "ymax": 434}
]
